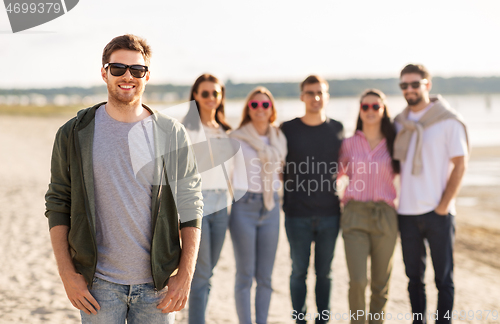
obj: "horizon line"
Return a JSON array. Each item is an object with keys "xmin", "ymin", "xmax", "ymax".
[{"xmin": 2, "ymin": 74, "xmax": 500, "ymax": 91}]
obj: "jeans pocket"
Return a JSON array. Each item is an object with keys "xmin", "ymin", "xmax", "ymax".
[
  {"xmin": 241, "ymin": 192, "xmax": 262, "ymax": 205},
  {"xmin": 149, "ymin": 284, "xmax": 170, "ymax": 309},
  {"xmin": 431, "ymin": 210, "xmax": 449, "ymax": 218}
]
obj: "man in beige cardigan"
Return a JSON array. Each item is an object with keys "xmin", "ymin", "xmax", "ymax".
[{"xmin": 394, "ymin": 64, "xmax": 468, "ymax": 324}]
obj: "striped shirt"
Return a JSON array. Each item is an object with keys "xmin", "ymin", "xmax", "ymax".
[{"xmin": 338, "ymin": 130, "xmax": 396, "ymax": 208}]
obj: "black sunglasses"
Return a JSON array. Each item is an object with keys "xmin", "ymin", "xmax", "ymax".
[
  {"xmin": 104, "ymin": 63, "xmax": 148, "ymax": 78},
  {"xmin": 200, "ymin": 90, "xmax": 220, "ymax": 99},
  {"xmin": 399, "ymin": 79, "xmax": 428, "ymax": 90},
  {"xmin": 360, "ymin": 103, "xmax": 382, "ymax": 111}
]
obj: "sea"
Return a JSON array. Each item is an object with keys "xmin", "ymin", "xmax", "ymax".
[
  {"xmin": 153, "ymin": 94, "xmax": 500, "ymax": 147},
  {"xmin": 152, "ymin": 94, "xmax": 500, "ymax": 188}
]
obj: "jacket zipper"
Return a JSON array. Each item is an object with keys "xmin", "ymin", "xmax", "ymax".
[
  {"xmin": 150, "ymin": 121, "xmax": 167, "ymax": 291},
  {"xmin": 151, "ymin": 160, "xmax": 164, "ymax": 291},
  {"xmin": 73, "ymin": 117, "xmax": 98, "ymax": 288}
]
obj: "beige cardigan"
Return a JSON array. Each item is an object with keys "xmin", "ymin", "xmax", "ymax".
[
  {"xmin": 229, "ymin": 123, "xmax": 287, "ymax": 210},
  {"xmin": 394, "ymin": 95, "xmax": 469, "ymax": 175}
]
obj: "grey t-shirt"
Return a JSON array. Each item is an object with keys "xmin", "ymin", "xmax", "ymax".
[{"xmin": 93, "ymin": 105, "xmax": 155, "ymax": 284}]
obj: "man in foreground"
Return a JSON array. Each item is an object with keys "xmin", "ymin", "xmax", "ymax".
[
  {"xmin": 395, "ymin": 64, "xmax": 468, "ymax": 324},
  {"xmin": 45, "ymin": 34, "xmax": 203, "ymax": 323}
]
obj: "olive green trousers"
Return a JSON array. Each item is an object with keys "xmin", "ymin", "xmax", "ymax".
[{"xmin": 342, "ymin": 200, "xmax": 398, "ymax": 324}]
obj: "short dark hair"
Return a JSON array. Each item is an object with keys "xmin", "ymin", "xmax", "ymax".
[
  {"xmin": 400, "ymin": 64, "xmax": 431, "ymax": 80},
  {"xmin": 300, "ymin": 75, "xmax": 329, "ymax": 91},
  {"xmin": 102, "ymin": 34, "xmax": 152, "ymax": 66}
]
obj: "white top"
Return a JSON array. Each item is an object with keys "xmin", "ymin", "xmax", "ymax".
[
  {"xmin": 407, "ymin": 102, "xmax": 434, "ymax": 122},
  {"xmin": 232, "ymin": 135, "xmax": 280, "ymax": 193},
  {"xmin": 396, "ymin": 112, "xmax": 468, "ymax": 215},
  {"xmin": 185, "ymin": 125, "xmax": 231, "ymax": 191}
]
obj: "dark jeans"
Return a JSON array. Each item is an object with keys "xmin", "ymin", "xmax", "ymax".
[
  {"xmin": 285, "ymin": 215, "xmax": 340, "ymax": 324},
  {"xmin": 398, "ymin": 211, "xmax": 455, "ymax": 324}
]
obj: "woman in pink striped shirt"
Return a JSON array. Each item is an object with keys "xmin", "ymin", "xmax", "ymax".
[{"xmin": 338, "ymin": 89, "xmax": 399, "ymax": 324}]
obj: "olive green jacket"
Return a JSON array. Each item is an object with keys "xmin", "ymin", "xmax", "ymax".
[{"xmin": 45, "ymin": 103, "xmax": 203, "ymax": 290}]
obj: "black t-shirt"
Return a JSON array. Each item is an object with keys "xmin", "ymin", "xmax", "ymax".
[{"xmin": 280, "ymin": 117, "xmax": 344, "ymax": 217}]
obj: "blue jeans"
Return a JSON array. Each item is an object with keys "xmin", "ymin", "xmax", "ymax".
[
  {"xmin": 81, "ymin": 277, "xmax": 175, "ymax": 324},
  {"xmin": 229, "ymin": 191, "xmax": 280, "ymax": 324},
  {"xmin": 399, "ymin": 211, "xmax": 455, "ymax": 324},
  {"xmin": 188, "ymin": 190, "xmax": 229, "ymax": 324},
  {"xmin": 285, "ymin": 215, "xmax": 340, "ymax": 324}
]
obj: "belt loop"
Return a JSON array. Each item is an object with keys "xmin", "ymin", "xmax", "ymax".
[{"xmin": 371, "ymin": 202, "xmax": 384, "ymax": 234}]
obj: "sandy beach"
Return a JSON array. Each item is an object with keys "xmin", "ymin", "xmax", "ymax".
[{"xmin": 0, "ymin": 114, "xmax": 499, "ymax": 324}]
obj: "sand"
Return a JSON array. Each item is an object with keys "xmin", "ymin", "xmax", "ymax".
[{"xmin": 0, "ymin": 115, "xmax": 499, "ymax": 323}]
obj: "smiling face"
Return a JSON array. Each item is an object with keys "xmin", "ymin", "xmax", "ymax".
[
  {"xmin": 400, "ymin": 72, "xmax": 431, "ymax": 106},
  {"xmin": 248, "ymin": 92, "xmax": 273, "ymax": 124},
  {"xmin": 193, "ymin": 81, "xmax": 223, "ymax": 115},
  {"xmin": 101, "ymin": 49, "xmax": 149, "ymax": 106},
  {"xmin": 300, "ymin": 82, "xmax": 329, "ymax": 114},
  {"xmin": 359, "ymin": 94, "xmax": 385, "ymax": 127}
]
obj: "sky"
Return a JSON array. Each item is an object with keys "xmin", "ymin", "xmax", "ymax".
[{"xmin": 0, "ymin": 0, "xmax": 499, "ymax": 88}]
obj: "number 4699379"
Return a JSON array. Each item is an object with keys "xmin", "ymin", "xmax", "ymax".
[
  {"xmin": 444, "ymin": 310, "xmax": 498, "ymax": 321},
  {"xmin": 6, "ymin": 2, "xmax": 62, "ymax": 14}
]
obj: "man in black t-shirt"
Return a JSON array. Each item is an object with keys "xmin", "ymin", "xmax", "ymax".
[{"xmin": 281, "ymin": 75, "xmax": 344, "ymax": 324}]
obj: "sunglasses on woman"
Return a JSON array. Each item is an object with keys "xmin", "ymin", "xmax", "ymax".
[
  {"xmin": 103, "ymin": 63, "xmax": 149, "ymax": 78},
  {"xmin": 248, "ymin": 100, "xmax": 271, "ymax": 109},
  {"xmin": 200, "ymin": 90, "xmax": 220, "ymax": 99},
  {"xmin": 360, "ymin": 103, "xmax": 382, "ymax": 111}
]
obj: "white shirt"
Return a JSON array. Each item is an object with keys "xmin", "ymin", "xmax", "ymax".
[
  {"xmin": 186, "ymin": 125, "xmax": 232, "ymax": 191},
  {"xmin": 396, "ymin": 110, "xmax": 468, "ymax": 215},
  {"xmin": 408, "ymin": 102, "xmax": 434, "ymax": 122}
]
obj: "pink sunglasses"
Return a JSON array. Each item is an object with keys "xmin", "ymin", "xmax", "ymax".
[{"xmin": 248, "ymin": 100, "xmax": 272, "ymax": 110}]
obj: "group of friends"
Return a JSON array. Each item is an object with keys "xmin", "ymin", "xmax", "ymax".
[{"xmin": 45, "ymin": 34, "xmax": 468, "ymax": 324}]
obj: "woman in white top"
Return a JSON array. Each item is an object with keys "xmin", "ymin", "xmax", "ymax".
[
  {"xmin": 183, "ymin": 74, "xmax": 232, "ymax": 324},
  {"xmin": 229, "ymin": 87, "xmax": 287, "ymax": 324}
]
